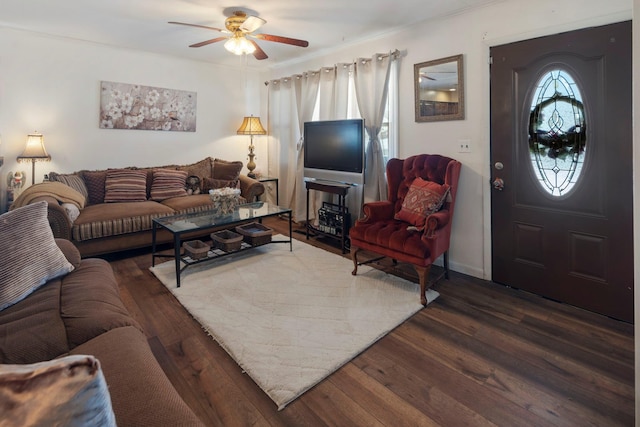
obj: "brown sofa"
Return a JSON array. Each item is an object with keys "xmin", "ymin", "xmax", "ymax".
[
  {"xmin": 12, "ymin": 157, "xmax": 264, "ymax": 257},
  {"xmin": 0, "ymin": 238, "xmax": 204, "ymax": 426}
]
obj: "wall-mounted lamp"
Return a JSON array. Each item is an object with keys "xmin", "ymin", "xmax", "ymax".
[
  {"xmin": 17, "ymin": 132, "xmax": 51, "ymax": 185},
  {"xmin": 237, "ymin": 116, "xmax": 266, "ymax": 178}
]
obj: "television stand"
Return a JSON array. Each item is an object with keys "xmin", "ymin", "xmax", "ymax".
[{"xmin": 305, "ymin": 180, "xmax": 351, "ymax": 254}]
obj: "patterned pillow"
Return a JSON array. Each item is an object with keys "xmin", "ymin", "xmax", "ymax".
[
  {"xmin": 0, "ymin": 201, "xmax": 74, "ymax": 311},
  {"xmin": 81, "ymin": 170, "xmax": 107, "ymax": 205},
  {"xmin": 213, "ymin": 159, "xmax": 242, "ymax": 187},
  {"xmin": 49, "ymin": 173, "xmax": 89, "ymax": 200},
  {"xmin": 150, "ymin": 169, "xmax": 188, "ymax": 201},
  {"xmin": 0, "ymin": 355, "xmax": 116, "ymax": 427},
  {"xmin": 177, "ymin": 157, "xmax": 212, "ymax": 181},
  {"xmin": 394, "ymin": 177, "xmax": 450, "ymax": 229},
  {"xmin": 104, "ymin": 169, "xmax": 148, "ymax": 203}
]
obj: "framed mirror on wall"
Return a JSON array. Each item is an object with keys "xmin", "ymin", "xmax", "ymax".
[{"xmin": 414, "ymin": 54, "xmax": 464, "ymax": 122}]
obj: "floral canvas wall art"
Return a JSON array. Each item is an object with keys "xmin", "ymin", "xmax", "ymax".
[{"xmin": 99, "ymin": 81, "xmax": 197, "ymax": 131}]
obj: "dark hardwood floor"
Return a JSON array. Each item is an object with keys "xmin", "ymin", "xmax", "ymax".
[{"xmin": 106, "ymin": 217, "xmax": 634, "ymax": 426}]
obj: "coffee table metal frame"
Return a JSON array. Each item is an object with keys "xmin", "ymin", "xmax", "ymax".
[{"xmin": 151, "ymin": 201, "xmax": 292, "ymax": 287}]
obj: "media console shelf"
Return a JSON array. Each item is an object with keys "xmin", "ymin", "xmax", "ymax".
[{"xmin": 305, "ymin": 179, "xmax": 352, "ymax": 254}]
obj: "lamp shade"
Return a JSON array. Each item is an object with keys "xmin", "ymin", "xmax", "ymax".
[
  {"xmin": 17, "ymin": 132, "xmax": 51, "ymax": 161},
  {"xmin": 237, "ymin": 116, "xmax": 266, "ymax": 136}
]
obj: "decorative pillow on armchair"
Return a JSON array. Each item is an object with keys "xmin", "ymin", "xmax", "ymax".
[
  {"xmin": 394, "ymin": 177, "xmax": 450, "ymax": 229},
  {"xmin": 0, "ymin": 201, "xmax": 75, "ymax": 311},
  {"xmin": 0, "ymin": 355, "xmax": 116, "ymax": 427}
]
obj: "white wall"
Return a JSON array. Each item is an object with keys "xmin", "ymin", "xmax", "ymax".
[
  {"xmin": 0, "ymin": 27, "xmax": 265, "ymax": 209},
  {"xmin": 267, "ymin": 0, "xmax": 632, "ymax": 280}
]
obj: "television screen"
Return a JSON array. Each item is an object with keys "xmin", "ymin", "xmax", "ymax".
[{"xmin": 303, "ymin": 119, "xmax": 365, "ymax": 185}]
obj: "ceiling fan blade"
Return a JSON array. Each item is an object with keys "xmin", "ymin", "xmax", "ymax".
[
  {"xmin": 168, "ymin": 21, "xmax": 226, "ymax": 33},
  {"xmin": 253, "ymin": 33, "xmax": 309, "ymax": 47},
  {"xmin": 189, "ymin": 37, "xmax": 227, "ymax": 48},
  {"xmin": 240, "ymin": 16, "xmax": 266, "ymax": 33},
  {"xmin": 420, "ymin": 74, "xmax": 436, "ymax": 81},
  {"xmin": 250, "ymin": 40, "xmax": 268, "ymax": 60}
]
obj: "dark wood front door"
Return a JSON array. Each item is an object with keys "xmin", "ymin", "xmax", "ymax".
[{"xmin": 490, "ymin": 21, "xmax": 633, "ymax": 322}]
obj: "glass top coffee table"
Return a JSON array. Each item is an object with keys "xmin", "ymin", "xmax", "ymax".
[{"xmin": 151, "ymin": 201, "xmax": 292, "ymax": 287}]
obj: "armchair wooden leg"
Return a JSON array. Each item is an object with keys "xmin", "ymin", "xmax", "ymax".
[
  {"xmin": 443, "ymin": 251, "xmax": 450, "ymax": 279},
  {"xmin": 414, "ymin": 265, "xmax": 432, "ymax": 306},
  {"xmin": 351, "ymin": 247, "xmax": 361, "ymax": 276}
]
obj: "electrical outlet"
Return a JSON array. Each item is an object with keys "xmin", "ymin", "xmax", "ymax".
[{"xmin": 458, "ymin": 139, "xmax": 472, "ymax": 153}]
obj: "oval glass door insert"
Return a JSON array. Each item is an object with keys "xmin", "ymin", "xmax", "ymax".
[{"xmin": 528, "ymin": 69, "xmax": 586, "ymax": 196}]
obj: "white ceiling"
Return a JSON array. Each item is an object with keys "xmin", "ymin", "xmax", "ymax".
[{"xmin": 0, "ymin": 0, "xmax": 499, "ymax": 68}]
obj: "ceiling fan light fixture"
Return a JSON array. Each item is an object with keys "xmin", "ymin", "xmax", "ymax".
[{"xmin": 224, "ymin": 34, "xmax": 256, "ymax": 55}]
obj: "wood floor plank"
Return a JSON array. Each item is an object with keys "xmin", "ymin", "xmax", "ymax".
[
  {"xmin": 102, "ymin": 216, "xmax": 634, "ymax": 426},
  {"xmin": 328, "ymin": 363, "xmax": 440, "ymax": 427}
]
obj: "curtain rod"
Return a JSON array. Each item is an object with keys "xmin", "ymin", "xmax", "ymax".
[{"xmin": 265, "ymin": 49, "xmax": 401, "ymax": 86}]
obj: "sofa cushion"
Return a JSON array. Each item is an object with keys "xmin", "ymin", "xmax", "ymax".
[
  {"xmin": 394, "ymin": 178, "xmax": 450, "ymax": 229},
  {"xmin": 72, "ymin": 201, "xmax": 175, "ymax": 241},
  {"xmin": 0, "ymin": 280, "xmax": 68, "ymax": 364},
  {"xmin": 150, "ymin": 169, "xmax": 188, "ymax": 201},
  {"xmin": 0, "ymin": 355, "xmax": 116, "ymax": 427},
  {"xmin": 160, "ymin": 194, "xmax": 215, "ymax": 214},
  {"xmin": 49, "ymin": 172, "xmax": 89, "ymax": 200},
  {"xmin": 61, "ymin": 258, "xmax": 140, "ymax": 348},
  {"xmin": 104, "ymin": 169, "xmax": 148, "ymax": 203},
  {"xmin": 349, "ymin": 218, "xmax": 432, "ymax": 262},
  {"xmin": 81, "ymin": 170, "xmax": 107, "ymax": 205},
  {"xmin": 70, "ymin": 326, "xmax": 205, "ymax": 426},
  {"xmin": 213, "ymin": 158, "xmax": 242, "ymax": 187},
  {"xmin": 0, "ymin": 202, "xmax": 74, "ymax": 312}
]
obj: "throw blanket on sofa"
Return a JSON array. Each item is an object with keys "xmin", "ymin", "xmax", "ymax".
[{"xmin": 11, "ymin": 182, "xmax": 86, "ymax": 210}]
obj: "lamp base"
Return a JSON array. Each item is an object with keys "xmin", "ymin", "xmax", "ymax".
[{"xmin": 247, "ymin": 172, "xmax": 257, "ymax": 179}]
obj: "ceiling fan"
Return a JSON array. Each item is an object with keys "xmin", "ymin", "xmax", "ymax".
[{"xmin": 169, "ymin": 11, "xmax": 309, "ymax": 60}]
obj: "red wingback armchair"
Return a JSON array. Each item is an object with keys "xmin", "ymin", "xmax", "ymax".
[{"xmin": 350, "ymin": 154, "xmax": 461, "ymax": 305}]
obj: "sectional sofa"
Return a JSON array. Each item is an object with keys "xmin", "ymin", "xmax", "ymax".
[{"xmin": 0, "ymin": 202, "xmax": 204, "ymax": 426}]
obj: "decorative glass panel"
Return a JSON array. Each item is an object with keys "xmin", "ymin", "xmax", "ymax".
[{"xmin": 528, "ymin": 69, "xmax": 586, "ymax": 196}]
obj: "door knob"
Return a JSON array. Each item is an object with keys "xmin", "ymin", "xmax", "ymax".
[{"xmin": 493, "ymin": 177, "xmax": 504, "ymax": 191}]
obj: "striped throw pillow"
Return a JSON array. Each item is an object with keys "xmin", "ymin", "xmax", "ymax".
[
  {"xmin": 150, "ymin": 169, "xmax": 188, "ymax": 201},
  {"xmin": 103, "ymin": 169, "xmax": 147, "ymax": 203},
  {"xmin": 0, "ymin": 201, "xmax": 75, "ymax": 311},
  {"xmin": 49, "ymin": 173, "xmax": 89, "ymax": 200}
]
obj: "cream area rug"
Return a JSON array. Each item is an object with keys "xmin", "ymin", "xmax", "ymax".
[{"xmin": 149, "ymin": 238, "xmax": 438, "ymax": 410}]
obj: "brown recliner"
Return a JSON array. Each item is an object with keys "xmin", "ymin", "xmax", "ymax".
[{"xmin": 350, "ymin": 154, "xmax": 461, "ymax": 305}]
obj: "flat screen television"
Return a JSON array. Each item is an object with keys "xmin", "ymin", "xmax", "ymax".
[{"xmin": 303, "ymin": 119, "xmax": 365, "ymax": 185}]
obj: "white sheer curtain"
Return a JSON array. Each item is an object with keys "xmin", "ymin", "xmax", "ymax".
[
  {"xmin": 267, "ymin": 71, "xmax": 319, "ymax": 222},
  {"xmin": 267, "ymin": 77, "xmax": 298, "ymax": 216},
  {"xmin": 318, "ymin": 64, "xmax": 350, "ymax": 120},
  {"xmin": 292, "ymin": 71, "xmax": 320, "ymax": 221},
  {"xmin": 353, "ymin": 53, "xmax": 392, "ymax": 203},
  {"xmin": 317, "ymin": 63, "xmax": 364, "ymax": 222}
]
